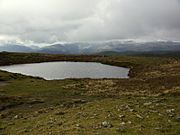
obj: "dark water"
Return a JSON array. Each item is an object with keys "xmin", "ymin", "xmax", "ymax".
[{"xmin": 0, "ymin": 62, "xmax": 129, "ymax": 80}]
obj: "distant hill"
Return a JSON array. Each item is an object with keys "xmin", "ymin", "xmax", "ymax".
[
  {"xmin": 96, "ymin": 50, "xmax": 180, "ymax": 57},
  {"xmin": 1, "ymin": 40, "xmax": 180, "ymax": 55},
  {"xmin": 133, "ymin": 51, "xmax": 180, "ymax": 57},
  {"xmin": 0, "ymin": 44, "xmax": 34, "ymax": 52},
  {"xmin": 38, "ymin": 44, "xmax": 80, "ymax": 54},
  {"xmin": 38, "ymin": 41, "xmax": 180, "ymax": 54}
]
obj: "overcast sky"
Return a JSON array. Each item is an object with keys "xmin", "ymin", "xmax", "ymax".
[{"xmin": 0, "ymin": 0, "xmax": 180, "ymax": 45}]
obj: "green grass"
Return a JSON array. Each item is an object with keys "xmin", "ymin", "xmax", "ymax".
[
  {"xmin": 0, "ymin": 52, "xmax": 180, "ymax": 135},
  {"xmin": 1, "ymin": 96, "xmax": 179, "ymax": 135}
]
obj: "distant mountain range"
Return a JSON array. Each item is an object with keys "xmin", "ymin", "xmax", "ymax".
[
  {"xmin": 0, "ymin": 44, "xmax": 34, "ymax": 52},
  {"xmin": 1, "ymin": 40, "xmax": 180, "ymax": 55}
]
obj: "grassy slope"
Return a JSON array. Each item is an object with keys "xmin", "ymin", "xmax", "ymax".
[{"xmin": 0, "ymin": 52, "xmax": 180, "ymax": 135}]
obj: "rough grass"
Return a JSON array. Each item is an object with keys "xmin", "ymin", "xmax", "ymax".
[{"xmin": 0, "ymin": 52, "xmax": 180, "ymax": 135}]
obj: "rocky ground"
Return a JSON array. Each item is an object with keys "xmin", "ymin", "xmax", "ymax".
[{"xmin": 0, "ymin": 53, "xmax": 180, "ymax": 135}]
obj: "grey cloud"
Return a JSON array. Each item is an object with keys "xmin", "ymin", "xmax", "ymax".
[{"xmin": 0, "ymin": 0, "xmax": 180, "ymax": 44}]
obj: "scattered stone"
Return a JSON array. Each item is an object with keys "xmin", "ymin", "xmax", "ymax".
[
  {"xmin": 136, "ymin": 114, "xmax": 143, "ymax": 119},
  {"xmin": 127, "ymin": 121, "xmax": 132, "ymax": 124},
  {"xmin": 92, "ymin": 124, "xmax": 102, "ymax": 129},
  {"xmin": 24, "ymin": 129, "xmax": 32, "ymax": 133},
  {"xmin": 75, "ymin": 124, "xmax": 80, "ymax": 127},
  {"xmin": 166, "ymin": 109, "xmax": 176, "ymax": 117},
  {"xmin": 35, "ymin": 124, "xmax": 44, "ymax": 128},
  {"xmin": 29, "ymin": 99, "xmax": 44, "ymax": 104},
  {"xmin": 47, "ymin": 118, "xmax": 56, "ymax": 125},
  {"xmin": 149, "ymin": 110, "xmax": 158, "ymax": 113},
  {"xmin": 72, "ymin": 104, "xmax": 77, "ymax": 108},
  {"xmin": 175, "ymin": 115, "xmax": 180, "ymax": 122},
  {"xmin": 55, "ymin": 111, "xmax": 66, "ymax": 116},
  {"xmin": 48, "ymin": 132, "xmax": 52, "ymax": 135},
  {"xmin": 166, "ymin": 109, "xmax": 175, "ymax": 114},
  {"xmin": 116, "ymin": 126, "xmax": 127, "ymax": 133},
  {"xmin": 76, "ymin": 112, "xmax": 88, "ymax": 118},
  {"xmin": 60, "ymin": 104, "xmax": 65, "ymax": 107},
  {"xmin": 49, "ymin": 107, "xmax": 54, "ymax": 110},
  {"xmin": 90, "ymin": 116, "xmax": 95, "ymax": 119},
  {"xmin": 23, "ymin": 116, "xmax": 28, "ymax": 120},
  {"xmin": 129, "ymin": 109, "xmax": 135, "ymax": 112},
  {"xmin": 36, "ymin": 109, "xmax": 48, "ymax": 114},
  {"xmin": 155, "ymin": 103, "xmax": 160, "ymax": 106},
  {"xmin": 143, "ymin": 102, "xmax": 152, "ymax": 106},
  {"xmin": 155, "ymin": 127, "xmax": 161, "ymax": 131},
  {"xmin": 119, "ymin": 115, "xmax": 125, "ymax": 118},
  {"xmin": 107, "ymin": 113, "xmax": 112, "ymax": 117},
  {"xmin": 149, "ymin": 106, "xmax": 155, "ymax": 109},
  {"xmin": 14, "ymin": 115, "xmax": 19, "ymax": 119},
  {"xmin": 120, "ymin": 122, "xmax": 126, "ymax": 125},
  {"xmin": 73, "ymin": 99, "xmax": 87, "ymax": 104},
  {"xmin": 139, "ymin": 125, "xmax": 145, "ymax": 131},
  {"xmin": 47, "ymin": 120, "xmax": 54, "ymax": 125},
  {"xmin": 8, "ymin": 122, "xmax": 15, "ymax": 126},
  {"xmin": 101, "ymin": 121, "xmax": 113, "ymax": 128},
  {"xmin": 121, "ymin": 104, "xmax": 135, "ymax": 112}
]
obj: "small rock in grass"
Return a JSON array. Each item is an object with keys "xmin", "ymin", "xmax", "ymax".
[
  {"xmin": 107, "ymin": 114, "xmax": 112, "ymax": 117},
  {"xmin": 116, "ymin": 126, "xmax": 127, "ymax": 133},
  {"xmin": 55, "ymin": 111, "xmax": 66, "ymax": 115},
  {"xmin": 92, "ymin": 124, "xmax": 101, "ymax": 129},
  {"xmin": 75, "ymin": 124, "xmax": 80, "ymax": 127},
  {"xmin": 143, "ymin": 102, "xmax": 152, "ymax": 106},
  {"xmin": 29, "ymin": 99, "xmax": 44, "ymax": 104},
  {"xmin": 73, "ymin": 99, "xmax": 87, "ymax": 104},
  {"xmin": 166, "ymin": 109, "xmax": 175, "ymax": 114},
  {"xmin": 14, "ymin": 115, "xmax": 19, "ymax": 119},
  {"xmin": 175, "ymin": 115, "xmax": 180, "ymax": 122},
  {"xmin": 36, "ymin": 109, "xmax": 48, "ymax": 114},
  {"xmin": 47, "ymin": 118, "xmax": 56, "ymax": 125},
  {"xmin": 129, "ymin": 109, "xmax": 135, "ymax": 112},
  {"xmin": 120, "ymin": 122, "xmax": 126, "ymax": 125},
  {"xmin": 136, "ymin": 114, "xmax": 143, "ymax": 119},
  {"xmin": 101, "ymin": 121, "xmax": 113, "ymax": 128},
  {"xmin": 48, "ymin": 132, "xmax": 52, "ymax": 135},
  {"xmin": 155, "ymin": 127, "xmax": 161, "ymax": 131},
  {"xmin": 119, "ymin": 115, "xmax": 125, "ymax": 118},
  {"xmin": 8, "ymin": 122, "xmax": 15, "ymax": 126},
  {"xmin": 47, "ymin": 120, "xmax": 54, "ymax": 125},
  {"xmin": 149, "ymin": 110, "xmax": 158, "ymax": 113},
  {"xmin": 24, "ymin": 129, "xmax": 32, "ymax": 133}
]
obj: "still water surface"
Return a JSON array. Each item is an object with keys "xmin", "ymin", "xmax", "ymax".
[{"xmin": 0, "ymin": 62, "xmax": 129, "ymax": 80}]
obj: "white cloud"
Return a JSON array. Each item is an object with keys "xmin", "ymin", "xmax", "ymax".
[{"xmin": 0, "ymin": 0, "xmax": 180, "ymax": 44}]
